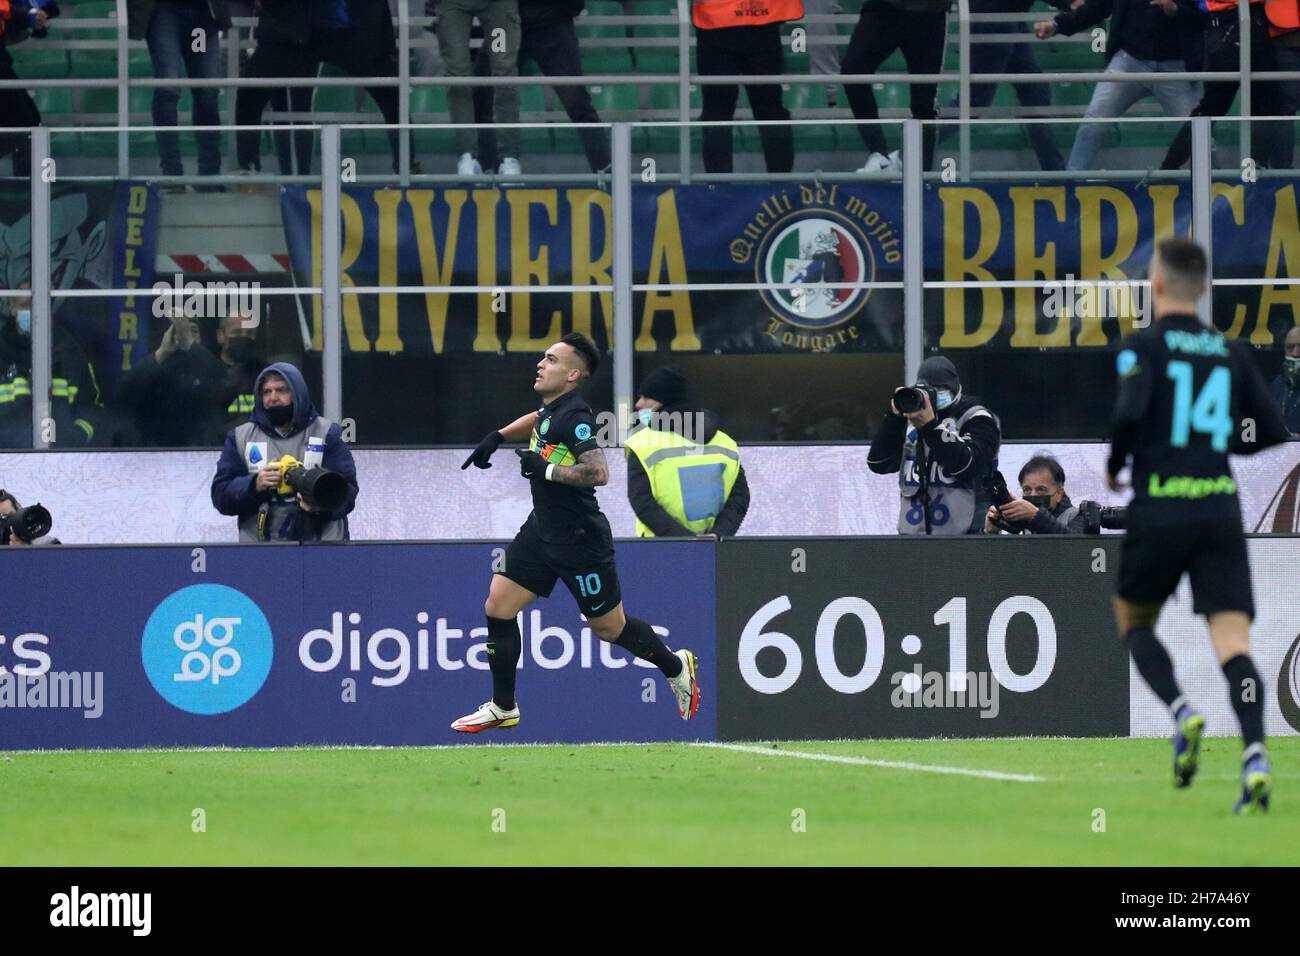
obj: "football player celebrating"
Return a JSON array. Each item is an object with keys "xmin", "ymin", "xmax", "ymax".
[
  {"xmin": 453, "ymin": 333, "xmax": 700, "ymax": 732},
  {"xmin": 1108, "ymin": 237, "xmax": 1289, "ymax": 813}
]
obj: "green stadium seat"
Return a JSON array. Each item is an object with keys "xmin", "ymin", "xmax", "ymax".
[
  {"xmin": 517, "ymin": 84, "xmax": 553, "ymax": 152},
  {"xmin": 577, "ymin": 2, "xmax": 633, "ymax": 73},
  {"xmin": 71, "ymin": 1, "xmax": 122, "ymax": 76},
  {"xmin": 630, "ymin": 0, "xmax": 681, "ymax": 73},
  {"xmin": 786, "ymin": 84, "xmax": 838, "ymax": 151},
  {"xmin": 410, "ymin": 85, "xmax": 457, "ymax": 156},
  {"xmin": 9, "ymin": 45, "xmax": 69, "ymax": 79}
]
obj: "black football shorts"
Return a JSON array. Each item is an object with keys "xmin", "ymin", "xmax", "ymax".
[
  {"xmin": 1117, "ymin": 515, "xmax": 1254, "ymax": 618},
  {"xmin": 499, "ymin": 516, "xmax": 623, "ymax": 619}
]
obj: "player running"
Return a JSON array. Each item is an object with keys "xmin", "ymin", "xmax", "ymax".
[
  {"xmin": 1108, "ymin": 237, "xmax": 1289, "ymax": 814},
  {"xmin": 452, "ymin": 332, "xmax": 700, "ymax": 732}
]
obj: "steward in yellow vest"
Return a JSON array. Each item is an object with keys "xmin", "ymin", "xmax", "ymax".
[{"xmin": 624, "ymin": 366, "xmax": 750, "ymax": 537}]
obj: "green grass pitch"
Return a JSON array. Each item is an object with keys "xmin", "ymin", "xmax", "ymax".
[{"xmin": 3, "ymin": 736, "xmax": 1295, "ymax": 866}]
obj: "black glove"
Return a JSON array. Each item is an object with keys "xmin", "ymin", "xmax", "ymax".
[
  {"xmin": 516, "ymin": 448, "xmax": 548, "ymax": 480},
  {"xmin": 461, "ymin": 430, "xmax": 503, "ymax": 470}
]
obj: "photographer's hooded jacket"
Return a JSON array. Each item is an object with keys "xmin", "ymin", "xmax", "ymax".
[
  {"xmin": 211, "ymin": 362, "xmax": 358, "ymax": 542},
  {"xmin": 868, "ymin": 357, "xmax": 1001, "ymax": 535}
]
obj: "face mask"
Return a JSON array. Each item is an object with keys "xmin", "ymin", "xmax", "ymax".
[
  {"xmin": 265, "ymin": 403, "xmax": 294, "ymax": 427},
  {"xmin": 1024, "ymin": 494, "xmax": 1053, "ymax": 511},
  {"xmin": 636, "ymin": 407, "xmax": 655, "ymax": 427},
  {"xmin": 226, "ymin": 337, "xmax": 257, "ymax": 365},
  {"xmin": 935, "ymin": 389, "xmax": 955, "ymax": 411},
  {"xmin": 1285, "ymin": 355, "xmax": 1300, "ymax": 385},
  {"xmin": 15, "ymin": 310, "xmax": 31, "ymax": 335}
]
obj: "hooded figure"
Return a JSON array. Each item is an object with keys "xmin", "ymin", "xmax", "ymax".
[
  {"xmin": 867, "ymin": 356, "xmax": 1002, "ymax": 535},
  {"xmin": 210, "ymin": 361, "xmax": 358, "ymax": 542}
]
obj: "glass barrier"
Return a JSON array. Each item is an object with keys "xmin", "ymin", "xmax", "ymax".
[{"xmin": 0, "ymin": 129, "xmax": 32, "ymax": 449}]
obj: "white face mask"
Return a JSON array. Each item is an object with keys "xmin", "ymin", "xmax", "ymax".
[
  {"xmin": 15, "ymin": 309, "xmax": 31, "ymax": 335},
  {"xmin": 935, "ymin": 389, "xmax": 955, "ymax": 411}
]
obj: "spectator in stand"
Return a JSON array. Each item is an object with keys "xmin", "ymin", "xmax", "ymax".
[
  {"xmin": 0, "ymin": 0, "xmax": 58, "ymax": 178},
  {"xmin": 842, "ymin": 0, "xmax": 948, "ymax": 173},
  {"xmin": 804, "ymin": 0, "xmax": 843, "ymax": 106},
  {"xmin": 1267, "ymin": 0, "xmax": 1300, "ymax": 168},
  {"xmin": 941, "ymin": 0, "xmax": 1075, "ymax": 172},
  {"xmin": 1034, "ymin": 0, "xmax": 1204, "ymax": 171},
  {"xmin": 213, "ymin": 309, "xmax": 264, "ymax": 438},
  {"xmin": 471, "ymin": 0, "xmax": 610, "ymax": 174},
  {"xmin": 119, "ymin": 308, "xmax": 226, "ymax": 446},
  {"xmin": 1159, "ymin": 0, "xmax": 1285, "ymax": 170},
  {"xmin": 433, "ymin": 0, "xmax": 522, "ymax": 177},
  {"xmin": 692, "ymin": 0, "xmax": 802, "ymax": 175},
  {"xmin": 235, "ymin": 0, "xmax": 405, "ymax": 181},
  {"xmin": 1270, "ymin": 325, "xmax": 1300, "ymax": 435},
  {"xmin": 127, "ymin": 1, "xmax": 230, "ymax": 190}
]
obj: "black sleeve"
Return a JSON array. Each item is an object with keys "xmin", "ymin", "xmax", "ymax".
[
  {"xmin": 1054, "ymin": 0, "xmax": 1114, "ymax": 36},
  {"xmin": 1109, "ymin": 338, "xmax": 1154, "ymax": 477},
  {"xmin": 918, "ymin": 409, "xmax": 1001, "ymax": 481},
  {"xmin": 712, "ymin": 464, "xmax": 750, "ymax": 537},
  {"xmin": 866, "ymin": 412, "xmax": 908, "ymax": 474},
  {"xmin": 1232, "ymin": 343, "xmax": 1291, "ymax": 455},
  {"xmin": 626, "ymin": 451, "xmax": 692, "ymax": 537},
  {"xmin": 1026, "ymin": 505, "xmax": 1072, "ymax": 535},
  {"xmin": 564, "ymin": 406, "xmax": 601, "ymax": 460}
]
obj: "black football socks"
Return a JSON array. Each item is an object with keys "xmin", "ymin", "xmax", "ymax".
[
  {"xmin": 1221, "ymin": 654, "xmax": 1266, "ymax": 750},
  {"xmin": 614, "ymin": 616, "xmax": 683, "ymax": 678},
  {"xmin": 1125, "ymin": 627, "xmax": 1185, "ymax": 718},
  {"xmin": 486, "ymin": 616, "xmax": 521, "ymax": 710}
]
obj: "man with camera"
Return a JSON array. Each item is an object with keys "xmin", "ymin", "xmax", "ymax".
[
  {"xmin": 983, "ymin": 454, "xmax": 1088, "ymax": 534},
  {"xmin": 0, "ymin": 489, "xmax": 55, "ymax": 545},
  {"xmin": 868, "ymin": 356, "xmax": 1001, "ymax": 534},
  {"xmin": 210, "ymin": 362, "xmax": 358, "ymax": 542}
]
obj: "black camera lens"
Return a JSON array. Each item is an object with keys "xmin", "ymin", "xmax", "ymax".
[{"xmin": 894, "ymin": 386, "xmax": 924, "ymax": 414}]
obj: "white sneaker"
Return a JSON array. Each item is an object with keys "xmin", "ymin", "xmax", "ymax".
[
  {"xmin": 451, "ymin": 699, "xmax": 520, "ymax": 733},
  {"xmin": 667, "ymin": 649, "xmax": 700, "ymax": 721},
  {"xmin": 857, "ymin": 151, "xmax": 892, "ymax": 173},
  {"xmin": 886, "ymin": 149, "xmax": 903, "ymax": 173},
  {"xmin": 498, "ymin": 157, "xmax": 522, "ymax": 176},
  {"xmin": 457, "ymin": 152, "xmax": 483, "ymax": 176}
]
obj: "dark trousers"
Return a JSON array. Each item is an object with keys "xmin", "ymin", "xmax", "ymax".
[
  {"xmin": 235, "ymin": 32, "xmax": 402, "ymax": 172},
  {"xmin": 1161, "ymin": 10, "xmax": 1285, "ymax": 169},
  {"xmin": 944, "ymin": 21, "xmax": 1064, "ymax": 171},
  {"xmin": 696, "ymin": 23, "xmax": 794, "ymax": 174},
  {"xmin": 841, "ymin": 0, "xmax": 947, "ymax": 169},
  {"xmin": 473, "ymin": 18, "xmax": 612, "ymax": 172},
  {"xmin": 0, "ymin": 47, "xmax": 40, "ymax": 176},
  {"xmin": 268, "ymin": 88, "xmax": 316, "ymax": 175}
]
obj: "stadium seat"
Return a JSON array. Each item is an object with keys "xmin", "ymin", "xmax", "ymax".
[
  {"xmin": 630, "ymin": 0, "xmax": 681, "ymax": 74},
  {"xmin": 786, "ymin": 84, "xmax": 838, "ymax": 152},
  {"xmin": 70, "ymin": 0, "xmax": 122, "ymax": 77},
  {"xmin": 9, "ymin": 44, "xmax": 69, "ymax": 79},
  {"xmin": 577, "ymin": 4, "xmax": 634, "ymax": 74}
]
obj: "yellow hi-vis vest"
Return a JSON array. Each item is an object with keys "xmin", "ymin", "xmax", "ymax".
[{"xmin": 625, "ymin": 422, "xmax": 741, "ymax": 536}]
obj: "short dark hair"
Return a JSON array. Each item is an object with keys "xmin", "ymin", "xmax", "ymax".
[
  {"xmin": 560, "ymin": 332, "xmax": 600, "ymax": 378},
  {"xmin": 0, "ymin": 490, "xmax": 19, "ymax": 510},
  {"xmin": 1018, "ymin": 455, "xmax": 1065, "ymax": 487},
  {"xmin": 1155, "ymin": 237, "xmax": 1207, "ymax": 299}
]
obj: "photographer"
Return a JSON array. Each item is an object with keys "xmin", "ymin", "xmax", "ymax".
[
  {"xmin": 984, "ymin": 454, "xmax": 1088, "ymax": 534},
  {"xmin": 210, "ymin": 362, "xmax": 358, "ymax": 542},
  {"xmin": 868, "ymin": 356, "xmax": 1001, "ymax": 534},
  {"xmin": 0, "ymin": 489, "xmax": 57, "ymax": 545}
]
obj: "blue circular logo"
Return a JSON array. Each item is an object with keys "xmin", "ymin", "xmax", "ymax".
[
  {"xmin": 141, "ymin": 584, "xmax": 274, "ymax": 715},
  {"xmin": 575, "ymin": 423, "xmax": 592, "ymax": 441}
]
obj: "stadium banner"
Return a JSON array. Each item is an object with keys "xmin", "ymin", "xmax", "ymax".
[
  {"xmin": 2, "ymin": 440, "xmax": 1295, "ymax": 544},
  {"xmin": 278, "ymin": 180, "xmax": 1298, "ymax": 355},
  {"xmin": 1130, "ymin": 537, "xmax": 1300, "ymax": 739},
  {"xmin": 714, "ymin": 537, "xmax": 1130, "ymax": 739},
  {"xmin": 0, "ymin": 181, "xmax": 160, "ymax": 395},
  {"xmin": 0, "ymin": 541, "xmax": 716, "ymax": 749}
]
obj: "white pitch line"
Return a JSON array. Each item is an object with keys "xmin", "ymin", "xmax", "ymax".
[{"xmin": 695, "ymin": 742, "xmax": 1047, "ymax": 783}]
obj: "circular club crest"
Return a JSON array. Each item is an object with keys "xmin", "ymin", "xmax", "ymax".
[
  {"xmin": 756, "ymin": 209, "xmax": 875, "ymax": 330},
  {"xmin": 1279, "ymin": 632, "xmax": 1300, "ymax": 734},
  {"xmin": 540, "ymin": 418, "xmax": 551, "ymax": 436}
]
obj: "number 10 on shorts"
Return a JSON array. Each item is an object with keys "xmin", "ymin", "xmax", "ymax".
[{"xmin": 575, "ymin": 573, "xmax": 602, "ymax": 597}]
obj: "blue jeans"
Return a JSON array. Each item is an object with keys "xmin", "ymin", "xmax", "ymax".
[
  {"xmin": 147, "ymin": 0, "xmax": 223, "ymax": 175},
  {"xmin": 1068, "ymin": 50, "xmax": 1200, "ymax": 171},
  {"xmin": 944, "ymin": 21, "xmax": 1064, "ymax": 171}
]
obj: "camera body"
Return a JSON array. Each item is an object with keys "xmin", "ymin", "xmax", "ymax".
[
  {"xmin": 894, "ymin": 384, "xmax": 939, "ymax": 416},
  {"xmin": 984, "ymin": 472, "xmax": 1024, "ymax": 534},
  {"xmin": 1077, "ymin": 500, "xmax": 1127, "ymax": 535},
  {"xmin": 273, "ymin": 455, "xmax": 349, "ymax": 512},
  {"xmin": 0, "ymin": 502, "xmax": 53, "ymax": 544}
]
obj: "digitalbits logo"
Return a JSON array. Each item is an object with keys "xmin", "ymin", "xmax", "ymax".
[
  {"xmin": 1278, "ymin": 632, "xmax": 1300, "ymax": 733},
  {"xmin": 141, "ymin": 584, "xmax": 273, "ymax": 715}
]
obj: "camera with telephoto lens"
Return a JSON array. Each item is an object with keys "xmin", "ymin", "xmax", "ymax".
[
  {"xmin": 273, "ymin": 455, "xmax": 349, "ymax": 512},
  {"xmin": 893, "ymin": 384, "xmax": 939, "ymax": 415},
  {"xmin": 0, "ymin": 502, "xmax": 53, "ymax": 544},
  {"xmin": 1077, "ymin": 500, "xmax": 1127, "ymax": 535},
  {"xmin": 984, "ymin": 472, "xmax": 1024, "ymax": 534}
]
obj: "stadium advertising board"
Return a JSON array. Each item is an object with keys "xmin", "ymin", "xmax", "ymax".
[
  {"xmin": 0, "ymin": 541, "xmax": 716, "ymax": 749},
  {"xmin": 279, "ymin": 180, "xmax": 1298, "ymax": 355},
  {"xmin": 715, "ymin": 537, "xmax": 1130, "ymax": 739}
]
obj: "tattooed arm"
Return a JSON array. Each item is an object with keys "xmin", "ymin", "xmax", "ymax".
[{"xmin": 551, "ymin": 447, "xmax": 609, "ymax": 488}]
